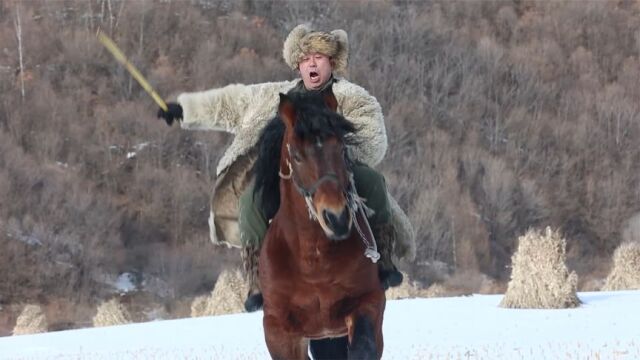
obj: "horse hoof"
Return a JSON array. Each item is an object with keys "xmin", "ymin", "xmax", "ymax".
[
  {"xmin": 244, "ymin": 293, "xmax": 264, "ymax": 312},
  {"xmin": 380, "ymin": 269, "xmax": 403, "ymax": 290}
]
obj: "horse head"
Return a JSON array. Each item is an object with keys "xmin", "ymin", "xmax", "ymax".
[{"xmin": 277, "ymin": 86, "xmax": 357, "ymax": 241}]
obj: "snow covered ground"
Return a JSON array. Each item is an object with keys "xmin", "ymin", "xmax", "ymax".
[{"xmin": 1, "ymin": 290, "xmax": 639, "ymax": 359}]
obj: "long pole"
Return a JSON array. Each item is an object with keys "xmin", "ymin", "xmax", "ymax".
[{"xmin": 97, "ymin": 30, "xmax": 168, "ymax": 112}]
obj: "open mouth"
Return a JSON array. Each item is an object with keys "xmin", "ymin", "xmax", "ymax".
[{"xmin": 309, "ymin": 71, "xmax": 319, "ymax": 81}]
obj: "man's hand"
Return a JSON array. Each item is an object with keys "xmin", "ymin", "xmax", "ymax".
[{"xmin": 157, "ymin": 103, "xmax": 183, "ymax": 126}]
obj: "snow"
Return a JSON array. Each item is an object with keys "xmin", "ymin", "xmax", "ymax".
[
  {"xmin": 6, "ymin": 231, "xmax": 42, "ymax": 247},
  {"xmin": 92, "ymin": 273, "xmax": 137, "ymax": 296},
  {"xmin": 1, "ymin": 291, "xmax": 639, "ymax": 359},
  {"xmin": 111, "ymin": 142, "xmax": 151, "ymax": 160},
  {"xmin": 114, "ymin": 273, "xmax": 137, "ymax": 294}
]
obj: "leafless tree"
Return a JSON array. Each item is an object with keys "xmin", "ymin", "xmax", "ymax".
[{"xmin": 13, "ymin": 3, "xmax": 24, "ymax": 100}]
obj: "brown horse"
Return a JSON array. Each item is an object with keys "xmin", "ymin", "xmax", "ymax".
[{"xmin": 254, "ymin": 86, "xmax": 385, "ymax": 360}]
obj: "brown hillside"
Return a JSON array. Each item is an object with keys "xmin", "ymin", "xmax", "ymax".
[{"xmin": 1, "ymin": 0, "xmax": 639, "ymax": 330}]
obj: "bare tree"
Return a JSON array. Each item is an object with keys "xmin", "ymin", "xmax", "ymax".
[{"xmin": 13, "ymin": 3, "xmax": 25, "ymax": 100}]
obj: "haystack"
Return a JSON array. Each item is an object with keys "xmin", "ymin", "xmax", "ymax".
[
  {"xmin": 602, "ymin": 242, "xmax": 640, "ymax": 291},
  {"xmin": 92, "ymin": 298, "xmax": 132, "ymax": 327},
  {"xmin": 190, "ymin": 295, "xmax": 210, "ymax": 317},
  {"xmin": 386, "ymin": 272, "xmax": 446, "ymax": 300},
  {"xmin": 190, "ymin": 267, "xmax": 248, "ymax": 317},
  {"xmin": 13, "ymin": 304, "xmax": 48, "ymax": 335},
  {"xmin": 500, "ymin": 227, "xmax": 580, "ymax": 309}
]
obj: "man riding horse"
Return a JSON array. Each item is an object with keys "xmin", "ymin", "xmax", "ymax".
[{"xmin": 157, "ymin": 24, "xmax": 415, "ymax": 309}]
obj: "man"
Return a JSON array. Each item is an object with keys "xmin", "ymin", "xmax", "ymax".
[{"xmin": 158, "ymin": 24, "xmax": 415, "ymax": 310}]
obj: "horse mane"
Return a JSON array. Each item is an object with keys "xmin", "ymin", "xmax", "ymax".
[
  {"xmin": 253, "ymin": 88, "xmax": 359, "ymax": 220},
  {"xmin": 253, "ymin": 116, "xmax": 285, "ymax": 220}
]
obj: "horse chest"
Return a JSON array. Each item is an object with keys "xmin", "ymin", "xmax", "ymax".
[
  {"xmin": 287, "ymin": 286, "xmax": 355, "ymax": 334},
  {"xmin": 299, "ymin": 245, "xmax": 329, "ymax": 274},
  {"xmin": 297, "ymin": 240, "xmax": 360, "ymax": 279}
]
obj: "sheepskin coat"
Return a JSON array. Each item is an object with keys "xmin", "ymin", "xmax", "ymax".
[
  {"xmin": 177, "ymin": 78, "xmax": 415, "ymax": 261},
  {"xmin": 178, "ymin": 78, "xmax": 386, "ymax": 174}
]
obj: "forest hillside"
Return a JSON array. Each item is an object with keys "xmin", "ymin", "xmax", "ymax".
[{"xmin": 1, "ymin": 0, "xmax": 640, "ymax": 333}]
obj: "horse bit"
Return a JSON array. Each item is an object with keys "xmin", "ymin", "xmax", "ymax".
[{"xmin": 279, "ymin": 143, "xmax": 380, "ymax": 263}]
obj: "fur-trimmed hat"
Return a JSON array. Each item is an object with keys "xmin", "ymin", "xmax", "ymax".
[{"xmin": 283, "ymin": 24, "xmax": 349, "ymax": 76}]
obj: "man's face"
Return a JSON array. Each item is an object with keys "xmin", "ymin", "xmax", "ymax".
[{"xmin": 299, "ymin": 53, "xmax": 333, "ymax": 90}]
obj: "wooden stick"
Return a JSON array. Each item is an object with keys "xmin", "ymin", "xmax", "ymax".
[{"xmin": 97, "ymin": 30, "xmax": 168, "ymax": 112}]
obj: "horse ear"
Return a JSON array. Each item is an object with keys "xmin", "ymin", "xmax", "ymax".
[
  {"xmin": 278, "ymin": 93, "xmax": 296, "ymax": 129},
  {"xmin": 321, "ymin": 85, "xmax": 338, "ymax": 112}
]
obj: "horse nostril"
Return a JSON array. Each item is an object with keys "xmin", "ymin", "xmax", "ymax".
[
  {"xmin": 322, "ymin": 208, "xmax": 350, "ymax": 238},
  {"xmin": 322, "ymin": 210, "xmax": 336, "ymax": 228},
  {"xmin": 337, "ymin": 208, "xmax": 349, "ymax": 225}
]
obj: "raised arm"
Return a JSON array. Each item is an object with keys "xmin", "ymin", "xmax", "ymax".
[
  {"xmin": 176, "ymin": 83, "xmax": 253, "ymax": 133},
  {"xmin": 173, "ymin": 81, "xmax": 296, "ymax": 133}
]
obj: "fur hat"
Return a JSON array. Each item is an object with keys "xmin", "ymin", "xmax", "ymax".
[{"xmin": 283, "ymin": 24, "xmax": 349, "ymax": 76}]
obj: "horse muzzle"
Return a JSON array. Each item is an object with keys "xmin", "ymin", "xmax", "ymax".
[{"xmin": 321, "ymin": 207, "xmax": 352, "ymax": 241}]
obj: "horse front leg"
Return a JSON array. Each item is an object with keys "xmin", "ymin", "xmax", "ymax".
[
  {"xmin": 263, "ymin": 314, "xmax": 309, "ymax": 360},
  {"xmin": 345, "ymin": 292, "xmax": 385, "ymax": 360}
]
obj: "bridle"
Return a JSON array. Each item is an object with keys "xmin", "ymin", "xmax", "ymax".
[{"xmin": 279, "ymin": 142, "xmax": 380, "ymax": 263}]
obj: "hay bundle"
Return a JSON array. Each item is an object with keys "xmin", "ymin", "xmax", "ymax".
[
  {"xmin": 602, "ymin": 242, "xmax": 640, "ymax": 291},
  {"xmin": 92, "ymin": 298, "xmax": 132, "ymax": 327},
  {"xmin": 13, "ymin": 304, "xmax": 48, "ymax": 335},
  {"xmin": 190, "ymin": 295, "xmax": 210, "ymax": 317},
  {"xmin": 191, "ymin": 268, "xmax": 248, "ymax": 317},
  {"xmin": 500, "ymin": 227, "xmax": 580, "ymax": 309}
]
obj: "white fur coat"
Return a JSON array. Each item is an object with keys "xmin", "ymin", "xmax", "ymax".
[{"xmin": 178, "ymin": 78, "xmax": 387, "ymax": 175}]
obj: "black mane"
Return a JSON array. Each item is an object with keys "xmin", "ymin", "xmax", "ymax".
[{"xmin": 253, "ymin": 89, "xmax": 358, "ymax": 220}]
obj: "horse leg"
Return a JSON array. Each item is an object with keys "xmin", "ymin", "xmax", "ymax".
[
  {"xmin": 263, "ymin": 314, "xmax": 309, "ymax": 360},
  {"xmin": 347, "ymin": 315, "xmax": 379, "ymax": 359},
  {"xmin": 309, "ymin": 336, "xmax": 349, "ymax": 360},
  {"xmin": 346, "ymin": 294, "xmax": 385, "ymax": 360}
]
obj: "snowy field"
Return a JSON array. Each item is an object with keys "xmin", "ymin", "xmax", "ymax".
[{"xmin": 1, "ymin": 291, "xmax": 639, "ymax": 359}]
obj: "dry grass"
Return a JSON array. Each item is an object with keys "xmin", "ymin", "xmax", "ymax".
[
  {"xmin": 602, "ymin": 242, "xmax": 640, "ymax": 291},
  {"xmin": 386, "ymin": 272, "xmax": 448, "ymax": 300},
  {"xmin": 500, "ymin": 227, "xmax": 580, "ymax": 309},
  {"xmin": 92, "ymin": 298, "xmax": 132, "ymax": 328},
  {"xmin": 190, "ymin": 268, "xmax": 248, "ymax": 317},
  {"xmin": 441, "ymin": 271, "xmax": 506, "ymax": 295},
  {"xmin": 13, "ymin": 304, "xmax": 47, "ymax": 335}
]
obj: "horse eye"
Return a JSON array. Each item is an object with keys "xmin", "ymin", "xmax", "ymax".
[{"xmin": 292, "ymin": 152, "xmax": 303, "ymax": 164}]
